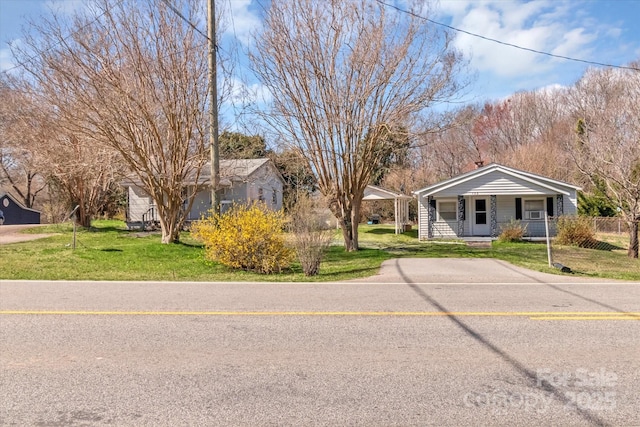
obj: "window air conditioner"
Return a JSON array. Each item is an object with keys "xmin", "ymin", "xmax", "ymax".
[{"xmin": 527, "ymin": 211, "xmax": 544, "ymax": 220}]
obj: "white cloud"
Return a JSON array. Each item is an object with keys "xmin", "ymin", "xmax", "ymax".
[
  {"xmin": 222, "ymin": 0, "xmax": 261, "ymax": 47},
  {"xmin": 551, "ymin": 27, "xmax": 595, "ymax": 58},
  {"xmin": 0, "ymin": 38, "xmax": 23, "ymax": 73},
  {"xmin": 0, "ymin": 47, "xmax": 15, "ymax": 72},
  {"xmin": 438, "ymin": 0, "xmax": 600, "ymax": 78},
  {"xmin": 536, "ymin": 83, "xmax": 567, "ymax": 95},
  {"xmin": 226, "ymin": 76, "xmax": 271, "ymax": 106}
]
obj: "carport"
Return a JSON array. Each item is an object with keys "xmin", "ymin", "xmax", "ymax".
[{"xmin": 362, "ymin": 185, "xmax": 412, "ymax": 234}]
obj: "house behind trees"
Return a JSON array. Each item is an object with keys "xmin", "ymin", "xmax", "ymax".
[{"xmin": 124, "ymin": 158, "xmax": 284, "ymax": 229}]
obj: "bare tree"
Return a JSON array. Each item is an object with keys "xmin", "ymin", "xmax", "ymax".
[
  {"xmin": 14, "ymin": 0, "xmax": 212, "ymax": 243},
  {"xmin": 251, "ymin": 0, "xmax": 466, "ymax": 250},
  {"xmin": 567, "ymin": 64, "xmax": 640, "ymax": 258},
  {"xmin": 416, "ymin": 105, "xmax": 481, "ymax": 180},
  {"xmin": 0, "ymin": 78, "xmax": 47, "ymax": 208},
  {"xmin": 1, "ymin": 76, "xmax": 123, "ymax": 225}
]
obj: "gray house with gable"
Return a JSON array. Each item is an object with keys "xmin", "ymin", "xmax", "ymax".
[{"xmin": 413, "ymin": 163, "xmax": 580, "ymax": 240}]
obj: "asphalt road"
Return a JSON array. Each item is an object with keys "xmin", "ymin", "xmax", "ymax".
[{"xmin": 1, "ymin": 259, "xmax": 639, "ymax": 426}]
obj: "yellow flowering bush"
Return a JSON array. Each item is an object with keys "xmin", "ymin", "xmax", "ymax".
[{"xmin": 191, "ymin": 203, "xmax": 294, "ymax": 274}]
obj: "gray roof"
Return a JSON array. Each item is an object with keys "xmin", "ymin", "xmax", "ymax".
[
  {"xmin": 196, "ymin": 158, "xmax": 272, "ymax": 183},
  {"xmin": 123, "ymin": 158, "xmax": 281, "ymax": 187}
]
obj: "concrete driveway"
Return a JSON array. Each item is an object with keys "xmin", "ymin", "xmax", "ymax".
[
  {"xmin": 0, "ymin": 224, "xmax": 53, "ymax": 244},
  {"xmin": 357, "ymin": 257, "xmax": 627, "ymax": 284}
]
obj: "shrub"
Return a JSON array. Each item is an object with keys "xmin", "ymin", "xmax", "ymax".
[
  {"xmin": 555, "ymin": 215, "xmax": 597, "ymax": 248},
  {"xmin": 191, "ymin": 203, "xmax": 294, "ymax": 274},
  {"xmin": 499, "ymin": 219, "xmax": 527, "ymax": 242},
  {"xmin": 288, "ymin": 195, "xmax": 334, "ymax": 276}
]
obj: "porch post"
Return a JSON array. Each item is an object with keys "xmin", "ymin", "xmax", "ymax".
[
  {"xmin": 427, "ymin": 196, "xmax": 435, "ymax": 239},
  {"xmin": 457, "ymin": 195, "xmax": 465, "ymax": 237},
  {"xmin": 402, "ymin": 199, "xmax": 409, "ymax": 233},
  {"xmin": 556, "ymin": 194, "xmax": 564, "ymax": 216},
  {"xmin": 490, "ymin": 195, "xmax": 498, "ymax": 238},
  {"xmin": 395, "ymin": 197, "xmax": 400, "ymax": 234}
]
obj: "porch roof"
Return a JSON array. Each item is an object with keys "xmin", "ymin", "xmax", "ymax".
[{"xmin": 363, "ymin": 185, "xmax": 412, "ymax": 201}]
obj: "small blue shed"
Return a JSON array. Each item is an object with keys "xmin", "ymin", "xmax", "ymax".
[{"xmin": 0, "ymin": 193, "xmax": 41, "ymax": 225}]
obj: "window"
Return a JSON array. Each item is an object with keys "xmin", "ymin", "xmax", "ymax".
[
  {"xmin": 475, "ymin": 199, "xmax": 487, "ymax": 225},
  {"xmin": 524, "ymin": 199, "xmax": 544, "ymax": 220},
  {"xmin": 438, "ymin": 201, "xmax": 457, "ymax": 221},
  {"xmin": 272, "ymin": 188, "xmax": 277, "ymax": 206},
  {"xmin": 258, "ymin": 187, "xmax": 264, "ymax": 202}
]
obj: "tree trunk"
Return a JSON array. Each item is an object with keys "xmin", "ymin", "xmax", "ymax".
[
  {"xmin": 335, "ymin": 199, "xmax": 361, "ymax": 252},
  {"xmin": 338, "ymin": 210, "xmax": 357, "ymax": 252},
  {"xmin": 351, "ymin": 200, "xmax": 361, "ymax": 251},
  {"xmin": 79, "ymin": 215, "xmax": 91, "ymax": 228},
  {"xmin": 157, "ymin": 202, "xmax": 182, "ymax": 244},
  {"xmin": 158, "ymin": 211, "xmax": 180, "ymax": 244},
  {"xmin": 629, "ymin": 219, "xmax": 639, "ymax": 259},
  {"xmin": 160, "ymin": 221, "xmax": 180, "ymax": 244},
  {"xmin": 77, "ymin": 204, "xmax": 92, "ymax": 228}
]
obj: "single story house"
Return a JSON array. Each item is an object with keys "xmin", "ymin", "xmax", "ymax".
[
  {"xmin": 125, "ymin": 158, "xmax": 284, "ymax": 228},
  {"xmin": 413, "ymin": 163, "xmax": 580, "ymax": 240},
  {"xmin": 0, "ymin": 192, "xmax": 41, "ymax": 225}
]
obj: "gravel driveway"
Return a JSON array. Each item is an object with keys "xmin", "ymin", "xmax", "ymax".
[{"xmin": 0, "ymin": 224, "xmax": 54, "ymax": 244}]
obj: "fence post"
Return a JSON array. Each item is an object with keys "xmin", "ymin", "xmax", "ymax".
[
  {"xmin": 545, "ymin": 212, "xmax": 552, "ymax": 267},
  {"xmin": 67, "ymin": 205, "xmax": 80, "ymax": 251}
]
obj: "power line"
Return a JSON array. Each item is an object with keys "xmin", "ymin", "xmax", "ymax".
[
  {"xmin": 159, "ymin": 0, "xmax": 208, "ymax": 40},
  {"xmin": 375, "ymin": 0, "xmax": 640, "ymax": 72}
]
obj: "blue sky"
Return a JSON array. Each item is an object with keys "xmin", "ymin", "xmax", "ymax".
[{"xmin": 1, "ymin": 0, "xmax": 639, "ymax": 108}]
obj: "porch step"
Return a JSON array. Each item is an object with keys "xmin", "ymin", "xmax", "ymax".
[
  {"xmin": 463, "ymin": 237, "xmax": 493, "ymax": 248},
  {"xmin": 126, "ymin": 221, "xmax": 144, "ymax": 231}
]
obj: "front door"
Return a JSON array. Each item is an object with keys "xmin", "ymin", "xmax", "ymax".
[{"xmin": 472, "ymin": 197, "xmax": 490, "ymax": 236}]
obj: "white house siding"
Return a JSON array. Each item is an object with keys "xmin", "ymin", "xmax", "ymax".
[
  {"xmin": 495, "ymin": 195, "xmax": 545, "ymax": 236},
  {"xmin": 564, "ymin": 193, "xmax": 577, "ymax": 215},
  {"xmin": 246, "ymin": 167, "xmax": 284, "ymax": 210},
  {"xmin": 435, "ymin": 170, "xmax": 559, "ymax": 197},
  {"xmin": 494, "ymin": 194, "xmax": 577, "ymax": 237},
  {"xmin": 417, "ymin": 196, "xmax": 430, "ymax": 240},
  {"xmin": 221, "ymin": 182, "xmax": 248, "ymax": 205},
  {"xmin": 127, "ymin": 186, "xmax": 152, "ymax": 222},
  {"xmin": 496, "ymin": 196, "xmax": 516, "ymax": 224},
  {"xmin": 187, "ymin": 189, "xmax": 211, "ymax": 221},
  {"xmin": 418, "ymin": 192, "xmax": 577, "ymax": 239},
  {"xmin": 432, "ymin": 221, "xmax": 457, "ymax": 238}
]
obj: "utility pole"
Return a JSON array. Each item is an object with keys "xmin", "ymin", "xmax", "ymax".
[{"xmin": 208, "ymin": 0, "xmax": 220, "ymax": 214}]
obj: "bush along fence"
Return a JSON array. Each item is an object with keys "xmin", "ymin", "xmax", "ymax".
[{"xmin": 545, "ymin": 215, "xmax": 639, "ymax": 279}]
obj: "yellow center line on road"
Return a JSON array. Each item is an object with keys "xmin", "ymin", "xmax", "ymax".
[
  {"xmin": 530, "ymin": 316, "xmax": 640, "ymax": 321},
  {"xmin": 0, "ymin": 310, "xmax": 639, "ymax": 320}
]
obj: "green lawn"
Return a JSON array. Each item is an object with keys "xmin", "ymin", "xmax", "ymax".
[{"xmin": 1, "ymin": 221, "xmax": 637, "ymax": 281}]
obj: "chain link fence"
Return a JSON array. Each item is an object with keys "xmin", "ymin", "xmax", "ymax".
[
  {"xmin": 591, "ymin": 217, "xmax": 632, "ymax": 234},
  {"xmin": 547, "ymin": 216, "xmax": 639, "ymax": 278}
]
